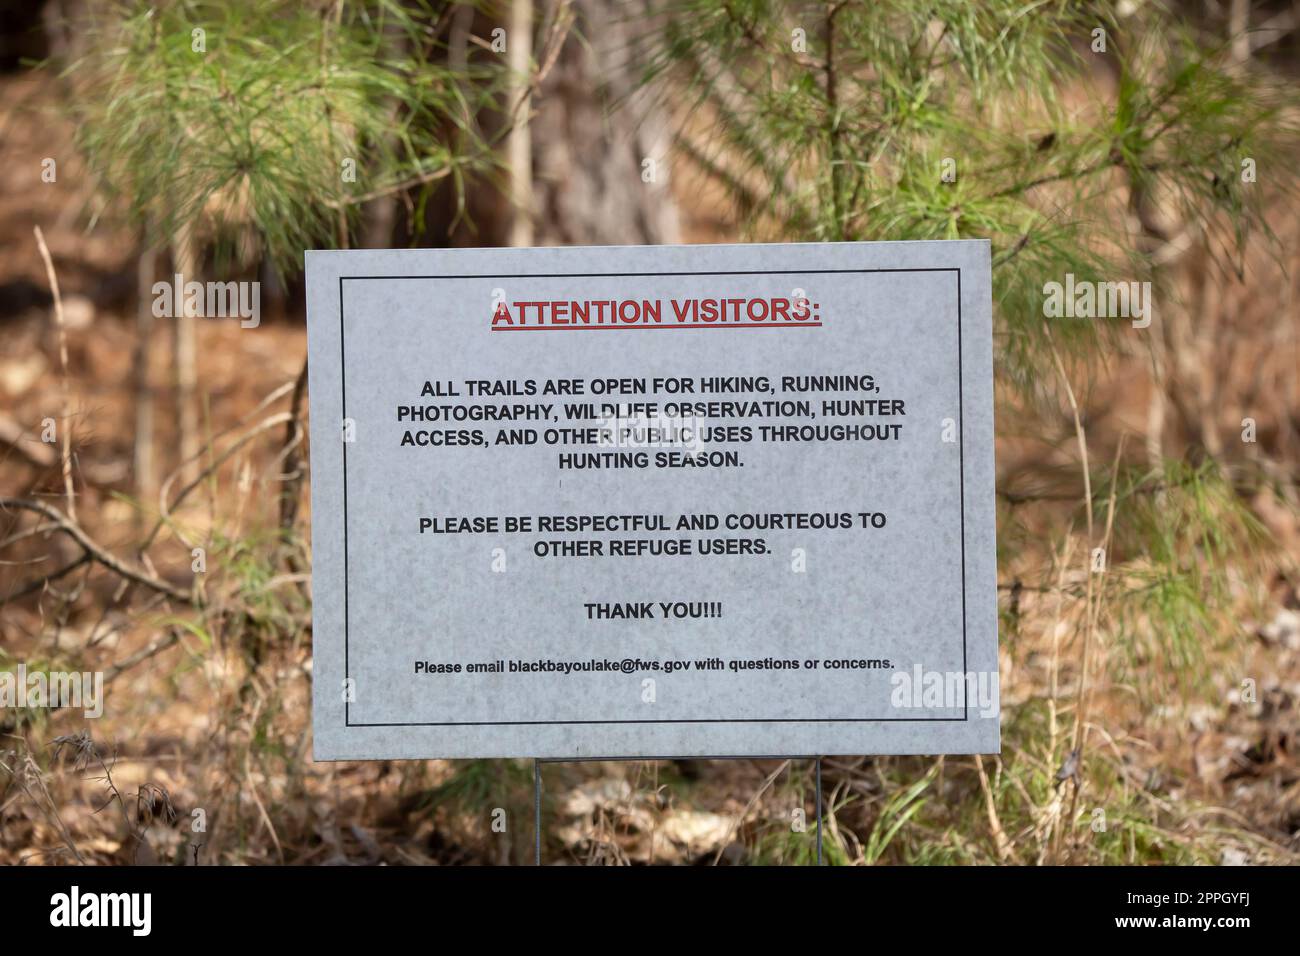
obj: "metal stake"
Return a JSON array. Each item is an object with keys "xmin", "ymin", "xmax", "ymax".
[
  {"xmin": 815, "ymin": 756, "xmax": 824, "ymax": 866},
  {"xmin": 534, "ymin": 758, "xmax": 542, "ymax": 866}
]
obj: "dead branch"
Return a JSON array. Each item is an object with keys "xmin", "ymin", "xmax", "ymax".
[
  {"xmin": 103, "ymin": 627, "xmax": 182, "ymax": 684},
  {"xmin": 277, "ymin": 358, "xmax": 309, "ymax": 535},
  {"xmin": 0, "ymin": 497, "xmax": 191, "ymax": 603}
]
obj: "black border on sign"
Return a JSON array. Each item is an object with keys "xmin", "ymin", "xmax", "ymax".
[{"xmin": 338, "ymin": 267, "xmax": 967, "ymax": 727}]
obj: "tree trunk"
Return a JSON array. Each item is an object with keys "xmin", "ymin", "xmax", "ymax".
[{"xmin": 528, "ymin": 0, "xmax": 679, "ymax": 246}]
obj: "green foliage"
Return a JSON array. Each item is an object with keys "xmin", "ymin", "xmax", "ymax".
[
  {"xmin": 418, "ymin": 758, "xmax": 535, "ymax": 861},
  {"xmin": 0, "ymin": 652, "xmax": 60, "ymax": 736},
  {"xmin": 745, "ymin": 769, "xmax": 852, "ymax": 865},
  {"xmin": 66, "ymin": 0, "xmax": 506, "ymax": 274},
  {"xmin": 216, "ymin": 527, "xmax": 310, "ymax": 639},
  {"xmin": 646, "ymin": 0, "xmax": 1293, "ymax": 380},
  {"xmin": 861, "ymin": 763, "xmax": 934, "ymax": 864},
  {"xmin": 422, "ymin": 758, "xmax": 534, "ymax": 813},
  {"xmin": 1100, "ymin": 459, "xmax": 1268, "ymax": 686}
]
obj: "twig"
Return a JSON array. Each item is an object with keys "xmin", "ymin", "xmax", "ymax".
[
  {"xmin": 278, "ymin": 359, "xmax": 309, "ymax": 536},
  {"xmin": 711, "ymin": 759, "xmax": 790, "ymax": 865},
  {"xmin": 143, "ymin": 412, "xmax": 292, "ymax": 551},
  {"xmin": 824, "ymin": 2, "xmax": 845, "ymax": 238},
  {"xmin": 0, "ymin": 521, "xmax": 59, "ymax": 550},
  {"xmin": 505, "ymin": 0, "xmax": 573, "ymax": 128},
  {"xmin": 2, "ymin": 554, "xmax": 91, "ymax": 603},
  {"xmin": 1046, "ymin": 536, "xmax": 1075, "ymax": 791},
  {"xmin": 171, "ymin": 222, "xmax": 201, "ymax": 486},
  {"xmin": 0, "ymin": 751, "xmax": 86, "ymax": 865},
  {"xmin": 103, "ymin": 628, "xmax": 182, "ymax": 684},
  {"xmin": 324, "ymin": 165, "xmax": 453, "ymax": 209},
  {"xmin": 133, "ymin": 241, "xmax": 159, "ymax": 514},
  {"xmin": 0, "ymin": 497, "xmax": 191, "ymax": 603},
  {"xmin": 1044, "ymin": 321, "xmax": 1095, "ymax": 861},
  {"xmin": 975, "ymin": 754, "xmax": 1012, "ymax": 861},
  {"xmin": 33, "ymin": 226, "xmax": 76, "ymax": 523},
  {"xmin": 506, "ymin": 0, "xmax": 535, "ymax": 247}
]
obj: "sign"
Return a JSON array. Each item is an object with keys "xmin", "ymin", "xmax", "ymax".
[{"xmin": 305, "ymin": 240, "xmax": 998, "ymax": 759}]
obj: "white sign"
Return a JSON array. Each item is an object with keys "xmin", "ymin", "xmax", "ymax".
[{"xmin": 306, "ymin": 240, "xmax": 998, "ymax": 759}]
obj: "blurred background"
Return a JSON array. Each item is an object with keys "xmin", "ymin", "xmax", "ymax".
[{"xmin": 0, "ymin": 0, "xmax": 1297, "ymax": 865}]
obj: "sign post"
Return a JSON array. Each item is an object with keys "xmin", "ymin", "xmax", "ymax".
[{"xmin": 305, "ymin": 240, "xmax": 998, "ymax": 785}]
